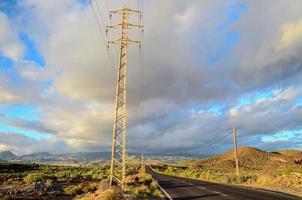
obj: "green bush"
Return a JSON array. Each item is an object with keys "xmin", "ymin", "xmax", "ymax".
[
  {"xmin": 138, "ymin": 173, "xmax": 153, "ymax": 185},
  {"xmin": 164, "ymin": 166, "xmax": 175, "ymax": 175},
  {"xmin": 82, "ymin": 183, "xmax": 98, "ymax": 193},
  {"xmin": 24, "ymin": 173, "xmax": 56, "ymax": 184},
  {"xmin": 64, "ymin": 184, "xmax": 84, "ymax": 195},
  {"xmin": 102, "ymin": 189, "xmax": 122, "ymax": 200},
  {"xmin": 134, "ymin": 185, "xmax": 149, "ymax": 197},
  {"xmin": 276, "ymin": 168, "xmax": 295, "ymax": 175},
  {"xmin": 239, "ymin": 175, "xmax": 257, "ymax": 183}
]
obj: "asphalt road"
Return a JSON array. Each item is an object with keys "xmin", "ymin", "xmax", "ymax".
[{"xmin": 146, "ymin": 166, "xmax": 301, "ymax": 200}]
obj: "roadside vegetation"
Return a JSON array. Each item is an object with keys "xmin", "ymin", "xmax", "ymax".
[
  {"xmin": 153, "ymin": 147, "xmax": 302, "ymax": 197},
  {"xmin": 0, "ymin": 163, "xmax": 161, "ymax": 199},
  {"xmin": 78, "ymin": 168, "xmax": 161, "ymax": 200}
]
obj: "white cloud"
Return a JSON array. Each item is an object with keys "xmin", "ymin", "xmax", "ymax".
[
  {"xmin": 0, "ymin": 75, "xmax": 19, "ymax": 103},
  {"xmin": 0, "ymin": 132, "xmax": 69, "ymax": 155},
  {"xmin": 278, "ymin": 19, "xmax": 302, "ymax": 50},
  {"xmin": 0, "ymin": 12, "xmax": 24, "ymax": 61},
  {"xmin": 1, "ymin": 0, "xmax": 302, "ymax": 154}
]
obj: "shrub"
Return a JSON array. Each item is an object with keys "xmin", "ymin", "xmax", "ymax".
[
  {"xmin": 164, "ymin": 166, "xmax": 175, "ymax": 175},
  {"xmin": 77, "ymin": 197, "xmax": 94, "ymax": 200},
  {"xmin": 138, "ymin": 172, "xmax": 153, "ymax": 185},
  {"xmin": 70, "ymin": 172, "xmax": 82, "ymax": 182},
  {"xmin": 64, "ymin": 184, "xmax": 84, "ymax": 196},
  {"xmin": 82, "ymin": 183, "xmax": 98, "ymax": 193},
  {"xmin": 0, "ymin": 196, "xmax": 11, "ymax": 200},
  {"xmin": 134, "ymin": 185, "xmax": 149, "ymax": 197},
  {"xmin": 239, "ymin": 175, "xmax": 257, "ymax": 183},
  {"xmin": 102, "ymin": 189, "xmax": 122, "ymax": 200},
  {"xmin": 24, "ymin": 173, "xmax": 56, "ymax": 184},
  {"xmin": 24, "ymin": 173, "xmax": 44, "ymax": 184}
]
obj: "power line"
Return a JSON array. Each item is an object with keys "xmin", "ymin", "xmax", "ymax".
[
  {"xmin": 93, "ymin": 0, "xmax": 108, "ymax": 36},
  {"xmin": 104, "ymin": 0, "xmax": 110, "ymax": 13},
  {"xmin": 106, "ymin": 0, "xmax": 120, "ymax": 68},
  {"xmin": 93, "ymin": 0, "xmax": 117, "ymax": 64},
  {"xmin": 89, "ymin": 0, "xmax": 107, "ymax": 50},
  {"xmin": 199, "ymin": 131, "xmax": 233, "ymax": 152},
  {"xmin": 95, "ymin": 0, "xmax": 119, "ymax": 68},
  {"xmin": 89, "ymin": 0, "xmax": 114, "ymax": 73}
]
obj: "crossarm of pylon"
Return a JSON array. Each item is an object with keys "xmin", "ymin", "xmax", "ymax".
[
  {"xmin": 110, "ymin": 8, "xmax": 124, "ymax": 14},
  {"xmin": 107, "ymin": 23, "xmax": 143, "ymax": 29},
  {"xmin": 126, "ymin": 8, "xmax": 141, "ymax": 14},
  {"xmin": 108, "ymin": 39, "xmax": 141, "ymax": 45},
  {"xmin": 110, "ymin": 8, "xmax": 141, "ymax": 15},
  {"xmin": 127, "ymin": 38, "xmax": 141, "ymax": 44},
  {"xmin": 107, "ymin": 23, "xmax": 123, "ymax": 29},
  {"xmin": 128, "ymin": 23, "xmax": 144, "ymax": 29},
  {"xmin": 108, "ymin": 39, "xmax": 121, "ymax": 45}
]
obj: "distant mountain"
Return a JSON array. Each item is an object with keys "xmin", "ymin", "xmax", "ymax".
[
  {"xmin": 58, "ymin": 152, "xmax": 112, "ymax": 162},
  {"xmin": 0, "ymin": 150, "xmax": 198, "ymax": 164},
  {"xmin": 6, "ymin": 151, "xmax": 112, "ymax": 163},
  {"xmin": 0, "ymin": 151, "xmax": 17, "ymax": 160},
  {"xmin": 22, "ymin": 152, "xmax": 52, "ymax": 158}
]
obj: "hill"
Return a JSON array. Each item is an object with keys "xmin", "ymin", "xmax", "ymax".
[
  {"xmin": 275, "ymin": 150, "xmax": 302, "ymax": 159},
  {"xmin": 0, "ymin": 151, "xmax": 17, "ymax": 160},
  {"xmin": 156, "ymin": 146, "xmax": 302, "ymax": 197},
  {"xmin": 184, "ymin": 146, "xmax": 302, "ymax": 171},
  {"xmin": 217, "ymin": 146, "xmax": 269, "ymax": 160}
]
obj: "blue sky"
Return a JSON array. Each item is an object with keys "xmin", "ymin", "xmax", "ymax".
[
  {"xmin": 0, "ymin": 104, "xmax": 39, "ymax": 121},
  {"xmin": 0, "ymin": 0, "xmax": 301, "ymax": 154},
  {"xmin": 20, "ymin": 33, "xmax": 45, "ymax": 67}
]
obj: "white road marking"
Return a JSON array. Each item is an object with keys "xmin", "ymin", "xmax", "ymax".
[
  {"xmin": 148, "ymin": 166, "xmax": 173, "ymax": 200},
  {"xmin": 179, "ymin": 180, "xmax": 194, "ymax": 186},
  {"xmin": 196, "ymin": 186, "xmax": 234, "ymax": 199},
  {"xmin": 197, "ymin": 186, "xmax": 207, "ymax": 190},
  {"xmin": 156, "ymin": 181, "xmax": 173, "ymax": 200}
]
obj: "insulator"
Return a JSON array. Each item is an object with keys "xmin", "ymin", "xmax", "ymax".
[
  {"xmin": 139, "ymin": 44, "xmax": 142, "ymax": 49},
  {"xmin": 142, "ymin": 29, "xmax": 144, "ymax": 34},
  {"xmin": 106, "ymin": 29, "xmax": 108, "ymax": 35},
  {"xmin": 110, "ymin": 14, "xmax": 112, "ymax": 20},
  {"xmin": 107, "ymin": 45, "xmax": 110, "ymax": 51}
]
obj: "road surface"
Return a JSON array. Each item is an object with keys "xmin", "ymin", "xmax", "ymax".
[{"xmin": 146, "ymin": 166, "xmax": 301, "ymax": 200}]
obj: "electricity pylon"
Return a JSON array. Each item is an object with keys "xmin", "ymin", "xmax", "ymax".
[
  {"xmin": 233, "ymin": 125, "xmax": 240, "ymax": 177},
  {"xmin": 107, "ymin": 6, "xmax": 143, "ymax": 190}
]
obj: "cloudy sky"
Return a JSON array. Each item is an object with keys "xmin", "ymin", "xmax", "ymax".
[{"xmin": 0, "ymin": 0, "xmax": 302, "ymax": 156}]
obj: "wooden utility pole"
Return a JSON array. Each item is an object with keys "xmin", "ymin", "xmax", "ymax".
[
  {"xmin": 233, "ymin": 125, "xmax": 240, "ymax": 177},
  {"xmin": 108, "ymin": 6, "xmax": 143, "ymax": 190}
]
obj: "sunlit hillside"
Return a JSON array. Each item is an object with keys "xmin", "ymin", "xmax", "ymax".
[{"xmin": 154, "ymin": 146, "xmax": 302, "ymax": 197}]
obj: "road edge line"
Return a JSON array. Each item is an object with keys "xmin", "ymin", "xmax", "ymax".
[
  {"xmin": 155, "ymin": 181, "xmax": 173, "ymax": 200},
  {"xmin": 148, "ymin": 165, "xmax": 173, "ymax": 200}
]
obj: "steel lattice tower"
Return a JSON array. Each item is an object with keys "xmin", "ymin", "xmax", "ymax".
[{"xmin": 107, "ymin": 6, "xmax": 143, "ymax": 189}]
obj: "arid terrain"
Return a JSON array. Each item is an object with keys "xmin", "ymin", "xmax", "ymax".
[
  {"xmin": 0, "ymin": 163, "xmax": 161, "ymax": 200},
  {"xmin": 153, "ymin": 146, "xmax": 302, "ymax": 197}
]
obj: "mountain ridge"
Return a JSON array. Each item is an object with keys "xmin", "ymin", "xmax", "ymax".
[{"xmin": 0, "ymin": 151, "xmax": 17, "ymax": 160}]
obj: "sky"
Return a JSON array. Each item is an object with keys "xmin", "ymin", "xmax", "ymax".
[{"xmin": 0, "ymin": 0, "xmax": 302, "ymax": 156}]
